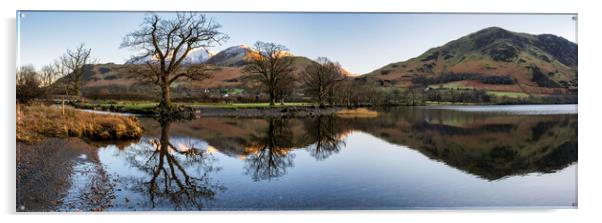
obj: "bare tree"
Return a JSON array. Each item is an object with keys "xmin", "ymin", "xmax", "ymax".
[
  {"xmin": 302, "ymin": 57, "xmax": 344, "ymax": 107},
  {"xmin": 245, "ymin": 41, "xmax": 295, "ymax": 106},
  {"xmin": 274, "ymin": 72, "xmax": 295, "ymax": 105},
  {"xmin": 39, "ymin": 64, "xmax": 57, "ymax": 87},
  {"xmin": 60, "ymin": 43, "xmax": 93, "ymax": 97},
  {"xmin": 121, "ymin": 12, "xmax": 228, "ymax": 113},
  {"xmin": 51, "ymin": 59, "xmax": 71, "ymax": 114},
  {"xmin": 16, "ymin": 65, "xmax": 43, "ymax": 103},
  {"xmin": 16, "ymin": 65, "xmax": 36, "ymax": 86},
  {"xmin": 407, "ymin": 84, "xmax": 422, "ymax": 106},
  {"xmin": 336, "ymin": 79, "xmax": 359, "ymax": 107}
]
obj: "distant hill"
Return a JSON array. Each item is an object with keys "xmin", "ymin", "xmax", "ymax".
[
  {"xmin": 361, "ymin": 27, "xmax": 577, "ymax": 95},
  {"xmin": 56, "ymin": 27, "xmax": 577, "ymax": 101},
  {"xmin": 55, "ymin": 45, "xmax": 321, "ymax": 100}
]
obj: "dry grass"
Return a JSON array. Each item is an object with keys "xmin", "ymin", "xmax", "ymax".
[
  {"xmin": 17, "ymin": 104, "xmax": 143, "ymax": 143},
  {"xmin": 336, "ymin": 108, "xmax": 379, "ymax": 118}
]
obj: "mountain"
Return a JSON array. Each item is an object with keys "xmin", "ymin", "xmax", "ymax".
[
  {"xmin": 362, "ymin": 27, "xmax": 577, "ymax": 95},
  {"xmin": 56, "ymin": 27, "xmax": 577, "ymax": 101},
  {"xmin": 182, "ymin": 48, "xmax": 214, "ymax": 64},
  {"xmin": 61, "ymin": 45, "xmax": 320, "ymax": 100},
  {"xmin": 205, "ymin": 45, "xmax": 255, "ymax": 67},
  {"xmin": 127, "ymin": 47, "xmax": 214, "ymax": 65}
]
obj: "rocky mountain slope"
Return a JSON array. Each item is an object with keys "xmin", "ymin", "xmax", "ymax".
[{"xmin": 362, "ymin": 27, "xmax": 577, "ymax": 95}]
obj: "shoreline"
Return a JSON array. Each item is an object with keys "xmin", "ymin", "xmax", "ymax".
[
  {"xmin": 71, "ymin": 102, "xmax": 579, "ymax": 118},
  {"xmin": 195, "ymin": 106, "xmax": 341, "ymax": 118}
]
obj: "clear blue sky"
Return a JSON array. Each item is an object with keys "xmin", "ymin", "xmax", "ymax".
[{"xmin": 17, "ymin": 11, "xmax": 576, "ymax": 74}]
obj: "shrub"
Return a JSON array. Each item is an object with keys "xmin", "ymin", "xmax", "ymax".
[
  {"xmin": 16, "ymin": 67, "xmax": 44, "ymax": 103},
  {"xmin": 479, "ymin": 75, "xmax": 515, "ymax": 85},
  {"xmin": 412, "ymin": 72, "xmax": 515, "ymax": 85},
  {"xmin": 530, "ymin": 66, "xmax": 561, "ymax": 88}
]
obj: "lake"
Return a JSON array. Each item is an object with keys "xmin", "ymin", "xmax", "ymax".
[{"xmin": 16, "ymin": 105, "xmax": 578, "ymax": 211}]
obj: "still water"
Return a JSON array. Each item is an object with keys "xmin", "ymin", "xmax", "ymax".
[{"xmin": 24, "ymin": 105, "xmax": 579, "ymax": 211}]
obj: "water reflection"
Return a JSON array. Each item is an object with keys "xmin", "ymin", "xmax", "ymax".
[
  {"xmin": 158, "ymin": 107, "xmax": 577, "ymax": 181},
  {"xmin": 16, "ymin": 105, "xmax": 578, "ymax": 211},
  {"xmin": 241, "ymin": 116, "xmax": 351, "ymax": 181},
  {"xmin": 243, "ymin": 118, "xmax": 295, "ymax": 181},
  {"xmin": 120, "ymin": 119, "xmax": 224, "ymax": 210},
  {"xmin": 302, "ymin": 115, "xmax": 347, "ymax": 161},
  {"xmin": 355, "ymin": 108, "xmax": 578, "ymax": 180}
]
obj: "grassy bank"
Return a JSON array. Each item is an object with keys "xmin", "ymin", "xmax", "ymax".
[
  {"xmin": 73, "ymin": 101, "xmax": 157, "ymax": 115},
  {"xmin": 189, "ymin": 102, "xmax": 312, "ymax": 109},
  {"xmin": 17, "ymin": 104, "xmax": 143, "ymax": 143},
  {"xmin": 336, "ymin": 108, "xmax": 379, "ymax": 118},
  {"xmin": 72, "ymin": 101, "xmax": 314, "ymax": 115}
]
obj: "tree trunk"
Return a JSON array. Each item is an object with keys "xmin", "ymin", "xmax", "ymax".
[
  {"xmin": 73, "ymin": 73, "xmax": 81, "ymax": 98},
  {"xmin": 159, "ymin": 80, "xmax": 172, "ymax": 114},
  {"xmin": 74, "ymin": 84, "xmax": 80, "ymax": 98},
  {"xmin": 160, "ymin": 120, "xmax": 171, "ymax": 145},
  {"xmin": 160, "ymin": 87, "xmax": 171, "ymax": 106},
  {"xmin": 318, "ymin": 95, "xmax": 323, "ymax": 108},
  {"xmin": 62, "ymin": 86, "xmax": 68, "ymax": 115},
  {"xmin": 269, "ymin": 91, "xmax": 275, "ymax": 106}
]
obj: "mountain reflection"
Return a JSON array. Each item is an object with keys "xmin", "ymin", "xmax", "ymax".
[
  {"xmin": 123, "ymin": 119, "xmax": 223, "ymax": 210},
  {"xmin": 144, "ymin": 107, "xmax": 577, "ymax": 182},
  {"xmin": 355, "ymin": 108, "xmax": 578, "ymax": 180}
]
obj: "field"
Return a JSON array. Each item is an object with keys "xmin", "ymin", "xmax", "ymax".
[{"xmin": 486, "ymin": 91, "xmax": 530, "ymax": 98}]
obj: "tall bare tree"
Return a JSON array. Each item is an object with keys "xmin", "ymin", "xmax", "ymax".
[
  {"xmin": 60, "ymin": 43, "xmax": 93, "ymax": 97},
  {"xmin": 53, "ymin": 59, "xmax": 74, "ymax": 114},
  {"xmin": 121, "ymin": 12, "xmax": 228, "ymax": 113},
  {"xmin": 245, "ymin": 41, "xmax": 295, "ymax": 106},
  {"xmin": 302, "ymin": 57, "xmax": 345, "ymax": 107},
  {"xmin": 39, "ymin": 64, "xmax": 57, "ymax": 87}
]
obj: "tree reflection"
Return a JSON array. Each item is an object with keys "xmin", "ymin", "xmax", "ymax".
[
  {"xmin": 303, "ymin": 115, "xmax": 347, "ymax": 160},
  {"xmin": 125, "ymin": 119, "xmax": 223, "ymax": 210},
  {"xmin": 243, "ymin": 118, "xmax": 295, "ymax": 181}
]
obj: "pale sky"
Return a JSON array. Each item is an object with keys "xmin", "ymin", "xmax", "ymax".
[{"xmin": 17, "ymin": 12, "xmax": 576, "ymax": 74}]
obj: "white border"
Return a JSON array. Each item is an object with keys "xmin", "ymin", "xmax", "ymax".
[{"xmin": 2, "ymin": 0, "xmax": 600, "ymax": 222}]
